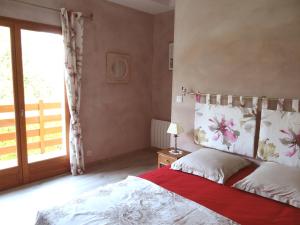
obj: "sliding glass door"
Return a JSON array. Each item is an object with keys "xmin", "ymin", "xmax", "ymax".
[
  {"xmin": 0, "ymin": 17, "xmax": 69, "ymax": 190},
  {"xmin": 19, "ymin": 26, "xmax": 69, "ymax": 182}
]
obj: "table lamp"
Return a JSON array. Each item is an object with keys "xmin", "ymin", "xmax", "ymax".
[{"xmin": 167, "ymin": 122, "xmax": 184, "ymax": 155}]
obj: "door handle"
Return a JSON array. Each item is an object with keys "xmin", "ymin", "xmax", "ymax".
[{"xmin": 20, "ymin": 109, "xmax": 25, "ymax": 117}]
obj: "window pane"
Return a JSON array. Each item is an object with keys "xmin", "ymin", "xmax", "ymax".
[
  {"xmin": 0, "ymin": 26, "xmax": 18, "ymax": 169},
  {"xmin": 21, "ymin": 29, "xmax": 67, "ymax": 163}
]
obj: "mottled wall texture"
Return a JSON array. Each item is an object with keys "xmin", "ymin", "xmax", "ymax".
[
  {"xmin": 172, "ymin": 0, "xmax": 300, "ymax": 151},
  {"xmin": 0, "ymin": 0, "xmax": 174, "ymax": 164},
  {"xmin": 152, "ymin": 11, "xmax": 174, "ymax": 121},
  {"xmin": 79, "ymin": 2, "xmax": 153, "ymax": 164}
]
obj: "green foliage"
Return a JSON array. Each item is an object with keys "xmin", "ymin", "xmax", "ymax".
[
  {"xmin": 0, "ymin": 28, "xmax": 14, "ymax": 103},
  {"xmin": 0, "ymin": 27, "xmax": 66, "ymax": 165},
  {"xmin": 0, "ymin": 27, "xmax": 64, "ymax": 104}
]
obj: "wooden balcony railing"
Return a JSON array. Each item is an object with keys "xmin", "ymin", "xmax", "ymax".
[{"xmin": 0, "ymin": 101, "xmax": 63, "ymax": 156}]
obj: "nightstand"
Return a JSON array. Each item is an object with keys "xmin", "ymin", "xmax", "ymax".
[{"xmin": 157, "ymin": 148, "xmax": 190, "ymax": 168}]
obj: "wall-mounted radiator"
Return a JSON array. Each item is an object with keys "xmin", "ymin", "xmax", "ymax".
[{"xmin": 151, "ymin": 119, "xmax": 171, "ymax": 149}]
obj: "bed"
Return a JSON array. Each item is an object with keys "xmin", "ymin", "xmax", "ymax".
[
  {"xmin": 35, "ymin": 164, "xmax": 300, "ymax": 225},
  {"xmin": 35, "ymin": 168, "xmax": 241, "ymax": 225},
  {"xmin": 140, "ymin": 165, "xmax": 300, "ymax": 225}
]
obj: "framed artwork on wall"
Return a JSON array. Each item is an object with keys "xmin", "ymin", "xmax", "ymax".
[
  {"xmin": 169, "ymin": 42, "xmax": 174, "ymax": 71},
  {"xmin": 106, "ymin": 52, "xmax": 130, "ymax": 84}
]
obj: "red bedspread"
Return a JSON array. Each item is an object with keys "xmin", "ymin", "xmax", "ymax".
[{"xmin": 140, "ymin": 165, "xmax": 300, "ymax": 225}]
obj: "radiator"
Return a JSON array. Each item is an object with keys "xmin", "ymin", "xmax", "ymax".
[{"xmin": 151, "ymin": 119, "xmax": 171, "ymax": 149}]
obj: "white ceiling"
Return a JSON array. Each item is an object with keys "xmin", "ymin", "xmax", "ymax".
[{"xmin": 107, "ymin": 0, "xmax": 175, "ymax": 14}]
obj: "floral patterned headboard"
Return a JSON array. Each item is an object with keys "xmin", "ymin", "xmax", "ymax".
[
  {"xmin": 194, "ymin": 94, "xmax": 258, "ymax": 157},
  {"xmin": 257, "ymin": 98, "xmax": 300, "ymax": 167}
]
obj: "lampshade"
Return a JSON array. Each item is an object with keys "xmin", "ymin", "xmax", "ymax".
[{"xmin": 167, "ymin": 123, "xmax": 184, "ymax": 135}]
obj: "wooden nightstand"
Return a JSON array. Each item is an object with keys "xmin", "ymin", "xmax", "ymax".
[{"xmin": 157, "ymin": 148, "xmax": 190, "ymax": 168}]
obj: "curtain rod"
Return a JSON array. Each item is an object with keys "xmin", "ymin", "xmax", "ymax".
[
  {"xmin": 9, "ymin": 0, "xmax": 93, "ymax": 20},
  {"xmin": 181, "ymin": 86, "xmax": 298, "ymax": 101}
]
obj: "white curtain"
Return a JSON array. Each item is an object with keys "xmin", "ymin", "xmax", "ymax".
[{"xmin": 60, "ymin": 8, "xmax": 85, "ymax": 175}]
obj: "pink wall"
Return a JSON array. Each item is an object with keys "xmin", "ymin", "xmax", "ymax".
[
  {"xmin": 0, "ymin": 0, "xmax": 167, "ymax": 164},
  {"xmin": 79, "ymin": 2, "xmax": 174, "ymax": 163},
  {"xmin": 80, "ymin": 1, "xmax": 154, "ymax": 163},
  {"xmin": 152, "ymin": 11, "xmax": 174, "ymax": 121},
  {"xmin": 172, "ymin": 0, "xmax": 300, "ymax": 151}
]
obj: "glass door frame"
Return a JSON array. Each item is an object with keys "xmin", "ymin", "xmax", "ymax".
[{"xmin": 0, "ymin": 16, "xmax": 70, "ymax": 190}]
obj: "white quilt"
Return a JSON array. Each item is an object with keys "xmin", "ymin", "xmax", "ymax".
[{"xmin": 35, "ymin": 176, "xmax": 239, "ymax": 225}]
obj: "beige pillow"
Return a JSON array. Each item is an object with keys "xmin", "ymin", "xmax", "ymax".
[
  {"xmin": 171, "ymin": 148, "xmax": 250, "ymax": 184},
  {"xmin": 233, "ymin": 162, "xmax": 300, "ymax": 208}
]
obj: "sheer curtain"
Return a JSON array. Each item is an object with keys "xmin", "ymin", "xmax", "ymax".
[{"xmin": 60, "ymin": 8, "xmax": 84, "ymax": 175}]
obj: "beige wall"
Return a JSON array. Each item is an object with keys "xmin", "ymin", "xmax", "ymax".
[
  {"xmin": 172, "ymin": 0, "xmax": 300, "ymax": 151},
  {"xmin": 0, "ymin": 0, "xmax": 154, "ymax": 164},
  {"xmin": 152, "ymin": 11, "xmax": 174, "ymax": 121}
]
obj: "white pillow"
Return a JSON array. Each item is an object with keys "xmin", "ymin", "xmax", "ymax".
[
  {"xmin": 171, "ymin": 148, "xmax": 250, "ymax": 184},
  {"xmin": 233, "ymin": 162, "xmax": 300, "ymax": 208}
]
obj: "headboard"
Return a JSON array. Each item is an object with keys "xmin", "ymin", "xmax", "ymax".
[{"xmin": 182, "ymin": 86, "xmax": 300, "ymax": 167}]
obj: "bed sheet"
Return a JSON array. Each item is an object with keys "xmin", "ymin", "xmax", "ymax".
[{"xmin": 140, "ymin": 165, "xmax": 300, "ymax": 225}]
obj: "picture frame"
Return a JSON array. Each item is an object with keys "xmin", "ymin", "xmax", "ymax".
[{"xmin": 106, "ymin": 52, "xmax": 130, "ymax": 84}]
